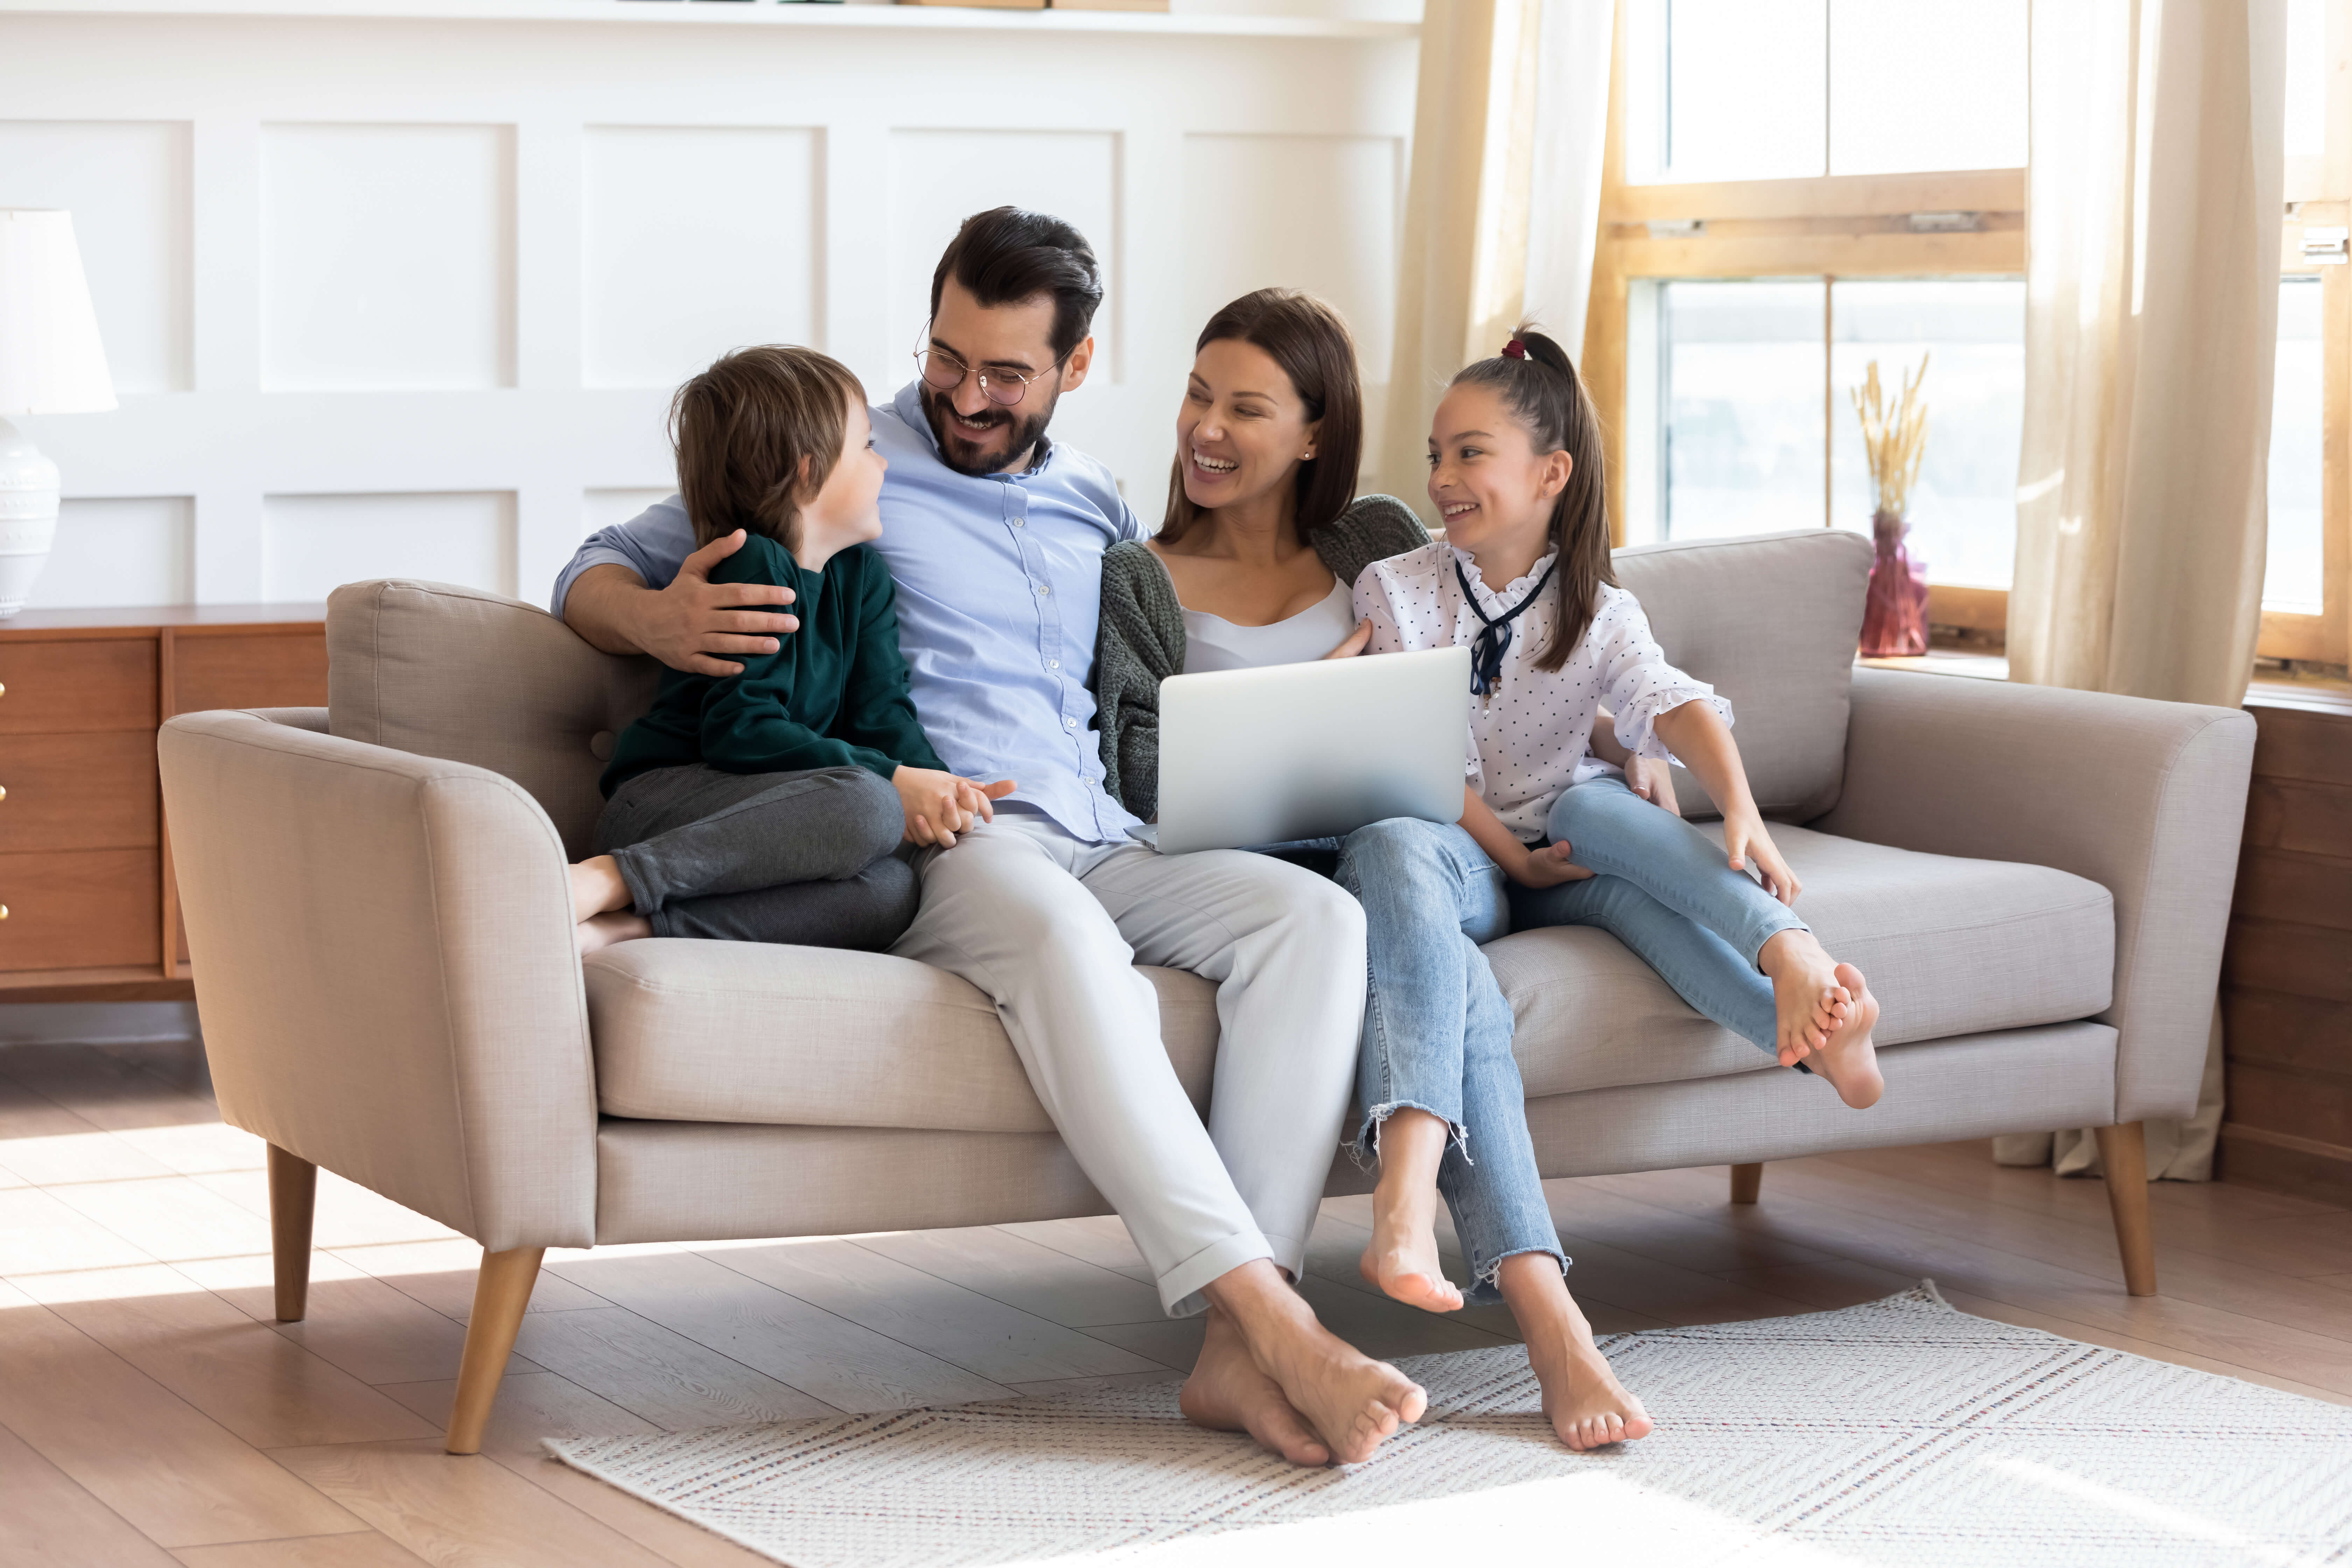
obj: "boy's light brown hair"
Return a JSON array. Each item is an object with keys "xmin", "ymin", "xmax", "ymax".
[{"xmin": 671, "ymin": 344, "xmax": 866, "ymax": 553}]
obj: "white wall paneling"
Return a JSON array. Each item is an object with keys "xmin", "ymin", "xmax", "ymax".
[
  {"xmin": 40, "ymin": 497, "xmax": 196, "ymax": 607},
  {"xmin": 0, "ymin": 120, "xmax": 192, "ymax": 394},
  {"xmin": 583, "ymin": 125, "xmax": 822, "ymax": 390},
  {"xmin": 0, "ymin": 9, "xmax": 1417, "ymax": 610},
  {"xmin": 260, "ymin": 122, "xmax": 517, "ymax": 391},
  {"xmin": 262, "ymin": 490, "xmax": 517, "ymax": 602}
]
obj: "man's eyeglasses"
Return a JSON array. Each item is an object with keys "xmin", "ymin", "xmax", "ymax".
[{"xmin": 914, "ymin": 346, "xmax": 1067, "ymax": 409}]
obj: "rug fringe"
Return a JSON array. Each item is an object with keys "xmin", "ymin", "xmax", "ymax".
[{"xmin": 1919, "ymin": 1277, "xmax": 1953, "ymax": 1310}]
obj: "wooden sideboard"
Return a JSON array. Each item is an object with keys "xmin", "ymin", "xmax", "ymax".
[
  {"xmin": 2222, "ymin": 689, "xmax": 2352, "ymax": 1206},
  {"xmin": 0, "ymin": 605, "xmax": 327, "ymax": 1001}
]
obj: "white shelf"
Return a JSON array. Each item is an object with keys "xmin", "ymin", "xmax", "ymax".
[{"xmin": 0, "ymin": 0, "xmax": 1418, "ymax": 39}]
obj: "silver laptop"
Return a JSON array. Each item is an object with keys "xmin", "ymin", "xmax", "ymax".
[{"xmin": 1146, "ymin": 645, "xmax": 1471, "ymax": 855}]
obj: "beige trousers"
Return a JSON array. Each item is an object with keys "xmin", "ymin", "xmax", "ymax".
[{"xmin": 891, "ymin": 813, "xmax": 1368, "ymax": 1316}]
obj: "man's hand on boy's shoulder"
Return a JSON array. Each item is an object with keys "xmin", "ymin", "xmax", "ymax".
[{"xmin": 616, "ymin": 530, "xmax": 801, "ymax": 677}]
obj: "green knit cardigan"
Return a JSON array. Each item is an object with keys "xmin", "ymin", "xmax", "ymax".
[{"xmin": 1091, "ymin": 494, "xmax": 1430, "ymax": 820}]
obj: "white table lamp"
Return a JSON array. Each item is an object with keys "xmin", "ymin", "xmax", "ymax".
[{"xmin": 0, "ymin": 209, "xmax": 117, "ymax": 618}]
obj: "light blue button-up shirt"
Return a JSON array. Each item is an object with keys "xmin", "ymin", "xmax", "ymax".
[{"xmin": 553, "ymin": 380, "xmax": 1144, "ymax": 842}]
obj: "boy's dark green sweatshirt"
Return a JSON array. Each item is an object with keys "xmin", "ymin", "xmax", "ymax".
[{"xmin": 600, "ymin": 534, "xmax": 944, "ymax": 797}]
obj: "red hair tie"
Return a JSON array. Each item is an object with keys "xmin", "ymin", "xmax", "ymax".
[{"xmin": 1503, "ymin": 338, "xmax": 1528, "ymax": 359}]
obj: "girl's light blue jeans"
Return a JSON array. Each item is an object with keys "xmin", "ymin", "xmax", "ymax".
[
  {"xmin": 1509, "ymin": 775, "xmax": 1808, "ymax": 1055},
  {"xmin": 1334, "ymin": 779, "xmax": 1809, "ymax": 1304},
  {"xmin": 1336, "ymin": 817, "xmax": 1563, "ymax": 1303}
]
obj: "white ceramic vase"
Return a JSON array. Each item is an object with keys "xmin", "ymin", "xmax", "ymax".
[{"xmin": 0, "ymin": 416, "xmax": 59, "ymax": 618}]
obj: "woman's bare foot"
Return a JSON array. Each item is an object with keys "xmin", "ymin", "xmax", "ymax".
[
  {"xmin": 1808, "ymin": 963, "xmax": 1883, "ymax": 1108},
  {"xmin": 1202, "ymin": 1259, "xmax": 1427, "ymax": 1464},
  {"xmin": 1360, "ymin": 1110, "xmax": 1464, "ymax": 1312},
  {"xmin": 1498, "ymin": 1253, "xmax": 1653, "ymax": 1451},
  {"xmin": 1757, "ymin": 930, "xmax": 1849, "ymax": 1066},
  {"xmin": 570, "ymin": 855, "xmax": 630, "ymax": 923},
  {"xmin": 1179, "ymin": 1306, "xmax": 1328, "ymax": 1466},
  {"xmin": 576, "ymin": 910, "xmax": 651, "ymax": 954}
]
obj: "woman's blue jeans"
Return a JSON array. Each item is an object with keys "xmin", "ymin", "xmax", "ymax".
[
  {"xmin": 1510, "ymin": 776, "xmax": 1808, "ymax": 1055},
  {"xmin": 1336, "ymin": 817, "xmax": 1563, "ymax": 1302}
]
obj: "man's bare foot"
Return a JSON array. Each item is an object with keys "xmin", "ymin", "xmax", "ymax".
[
  {"xmin": 571, "ymin": 855, "xmax": 630, "ymax": 923},
  {"xmin": 1758, "ymin": 930, "xmax": 1848, "ymax": 1066},
  {"xmin": 1808, "ymin": 963, "xmax": 1883, "ymax": 1108},
  {"xmin": 1179, "ymin": 1307, "xmax": 1328, "ymax": 1466},
  {"xmin": 1204, "ymin": 1260, "xmax": 1426, "ymax": 1464},
  {"xmin": 576, "ymin": 910, "xmax": 651, "ymax": 954},
  {"xmin": 1498, "ymin": 1253, "xmax": 1652, "ymax": 1452}
]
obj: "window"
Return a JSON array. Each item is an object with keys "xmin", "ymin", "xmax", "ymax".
[{"xmin": 1586, "ymin": 0, "xmax": 2348, "ymax": 662}]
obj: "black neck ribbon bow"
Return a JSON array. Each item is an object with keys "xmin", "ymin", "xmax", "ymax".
[{"xmin": 1455, "ymin": 556, "xmax": 1555, "ymax": 697}]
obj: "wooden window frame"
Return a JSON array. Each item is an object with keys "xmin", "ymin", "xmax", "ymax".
[{"xmin": 1578, "ymin": 2, "xmax": 2352, "ymax": 665}]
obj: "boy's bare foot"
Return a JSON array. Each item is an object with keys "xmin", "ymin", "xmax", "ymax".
[
  {"xmin": 1758, "ymin": 929, "xmax": 1848, "ymax": 1066},
  {"xmin": 1498, "ymin": 1253, "xmax": 1652, "ymax": 1451},
  {"xmin": 1180, "ymin": 1307, "xmax": 1328, "ymax": 1466},
  {"xmin": 570, "ymin": 855, "xmax": 630, "ymax": 923},
  {"xmin": 1203, "ymin": 1260, "xmax": 1427, "ymax": 1465},
  {"xmin": 576, "ymin": 910, "xmax": 651, "ymax": 954},
  {"xmin": 1809, "ymin": 963, "xmax": 1883, "ymax": 1108}
]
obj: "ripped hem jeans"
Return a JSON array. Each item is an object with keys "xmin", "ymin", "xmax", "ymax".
[{"xmin": 1337, "ymin": 816, "xmax": 1567, "ymax": 1304}]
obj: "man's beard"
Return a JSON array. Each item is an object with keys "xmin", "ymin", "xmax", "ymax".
[{"xmin": 922, "ymin": 382, "xmax": 1058, "ymax": 477}]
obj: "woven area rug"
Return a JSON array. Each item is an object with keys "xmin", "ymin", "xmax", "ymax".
[{"xmin": 548, "ymin": 1287, "xmax": 2352, "ymax": 1567}]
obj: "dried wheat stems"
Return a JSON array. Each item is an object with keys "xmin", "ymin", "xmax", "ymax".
[{"xmin": 1853, "ymin": 354, "xmax": 1930, "ymax": 519}]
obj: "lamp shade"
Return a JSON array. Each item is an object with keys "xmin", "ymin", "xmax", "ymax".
[{"xmin": 0, "ymin": 210, "xmax": 117, "ymax": 416}]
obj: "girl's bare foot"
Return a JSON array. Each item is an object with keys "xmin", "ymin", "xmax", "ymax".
[
  {"xmin": 1498, "ymin": 1253, "xmax": 1652, "ymax": 1451},
  {"xmin": 576, "ymin": 910, "xmax": 651, "ymax": 954},
  {"xmin": 571, "ymin": 855, "xmax": 630, "ymax": 923},
  {"xmin": 1180, "ymin": 1306, "xmax": 1329, "ymax": 1466},
  {"xmin": 1758, "ymin": 929, "xmax": 1848, "ymax": 1066},
  {"xmin": 1361, "ymin": 1110, "xmax": 1464, "ymax": 1312},
  {"xmin": 1202, "ymin": 1260, "xmax": 1427, "ymax": 1465},
  {"xmin": 1809, "ymin": 963, "xmax": 1883, "ymax": 1108}
]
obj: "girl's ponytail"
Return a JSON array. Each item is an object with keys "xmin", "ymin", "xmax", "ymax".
[{"xmin": 1451, "ymin": 323, "xmax": 1612, "ymax": 670}]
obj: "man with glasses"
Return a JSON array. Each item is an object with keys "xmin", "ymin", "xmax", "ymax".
[{"xmin": 553, "ymin": 207, "xmax": 1424, "ymax": 1468}]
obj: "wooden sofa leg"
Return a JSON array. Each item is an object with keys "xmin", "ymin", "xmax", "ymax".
[
  {"xmin": 1729, "ymin": 1163, "xmax": 1763, "ymax": 1204},
  {"xmin": 266, "ymin": 1145, "xmax": 317, "ymax": 1322},
  {"xmin": 2093, "ymin": 1122, "xmax": 2157, "ymax": 1297},
  {"xmin": 445, "ymin": 1246, "xmax": 544, "ymax": 1456}
]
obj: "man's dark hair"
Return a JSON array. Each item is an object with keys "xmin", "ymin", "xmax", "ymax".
[{"xmin": 929, "ymin": 206, "xmax": 1103, "ymax": 360}]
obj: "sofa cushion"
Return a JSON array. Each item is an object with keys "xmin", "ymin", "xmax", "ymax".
[
  {"xmin": 1491, "ymin": 823, "xmax": 2115, "ymax": 1098},
  {"xmin": 584, "ymin": 825, "xmax": 2110, "ymax": 1130},
  {"xmin": 584, "ymin": 942, "xmax": 1221, "ymax": 1131},
  {"xmin": 1612, "ymin": 529, "xmax": 1871, "ymax": 821},
  {"xmin": 329, "ymin": 580, "xmax": 656, "ymax": 859}
]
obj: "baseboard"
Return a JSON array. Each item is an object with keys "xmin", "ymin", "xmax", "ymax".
[
  {"xmin": 0, "ymin": 1001, "xmax": 202, "ymax": 1047},
  {"xmin": 2218, "ymin": 1122, "xmax": 2352, "ymax": 1207}
]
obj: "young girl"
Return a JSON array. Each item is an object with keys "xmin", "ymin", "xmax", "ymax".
[
  {"xmin": 569, "ymin": 344, "xmax": 1011, "ymax": 953},
  {"xmin": 1340, "ymin": 327, "xmax": 1883, "ymax": 1451}
]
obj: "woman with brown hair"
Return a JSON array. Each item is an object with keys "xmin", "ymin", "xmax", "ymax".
[{"xmin": 1092, "ymin": 288, "xmax": 1427, "ymax": 825}]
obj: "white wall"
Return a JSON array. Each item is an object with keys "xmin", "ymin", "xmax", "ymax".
[{"xmin": 0, "ymin": 5, "xmax": 1417, "ymax": 611}]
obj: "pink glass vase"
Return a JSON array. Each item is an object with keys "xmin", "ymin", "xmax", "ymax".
[{"xmin": 1859, "ymin": 509, "xmax": 1929, "ymax": 658}]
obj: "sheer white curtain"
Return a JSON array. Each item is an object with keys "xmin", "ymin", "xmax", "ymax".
[
  {"xmin": 1380, "ymin": 0, "xmax": 1617, "ymax": 506},
  {"xmin": 1995, "ymin": 0, "xmax": 2285, "ymax": 1181}
]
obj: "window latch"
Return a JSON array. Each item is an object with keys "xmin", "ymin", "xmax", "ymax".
[
  {"xmin": 2301, "ymin": 226, "xmax": 2348, "ymax": 265},
  {"xmin": 1907, "ymin": 211, "xmax": 1982, "ymax": 233},
  {"xmin": 1645, "ymin": 219, "xmax": 1704, "ymax": 239}
]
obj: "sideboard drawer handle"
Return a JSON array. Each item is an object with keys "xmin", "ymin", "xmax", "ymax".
[{"xmin": 0, "ymin": 904, "xmax": 9, "ymax": 920}]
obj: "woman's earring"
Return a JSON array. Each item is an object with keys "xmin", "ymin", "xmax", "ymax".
[{"xmin": 1302, "ymin": 449, "xmax": 1315, "ymax": 460}]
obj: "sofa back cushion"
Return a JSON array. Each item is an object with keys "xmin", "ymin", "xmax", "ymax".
[
  {"xmin": 1612, "ymin": 528, "xmax": 1871, "ymax": 821},
  {"xmin": 328, "ymin": 580, "xmax": 657, "ymax": 858}
]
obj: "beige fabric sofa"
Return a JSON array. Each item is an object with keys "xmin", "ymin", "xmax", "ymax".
[{"xmin": 156, "ymin": 528, "xmax": 2256, "ymax": 1455}]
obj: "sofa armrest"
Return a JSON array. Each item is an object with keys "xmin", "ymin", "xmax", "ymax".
[
  {"xmin": 1813, "ymin": 667, "xmax": 2255, "ymax": 1123},
  {"xmin": 159, "ymin": 709, "xmax": 597, "ymax": 1251}
]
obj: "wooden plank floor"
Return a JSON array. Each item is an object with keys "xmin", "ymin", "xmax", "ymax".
[{"xmin": 2, "ymin": 1037, "xmax": 2347, "ymax": 1567}]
